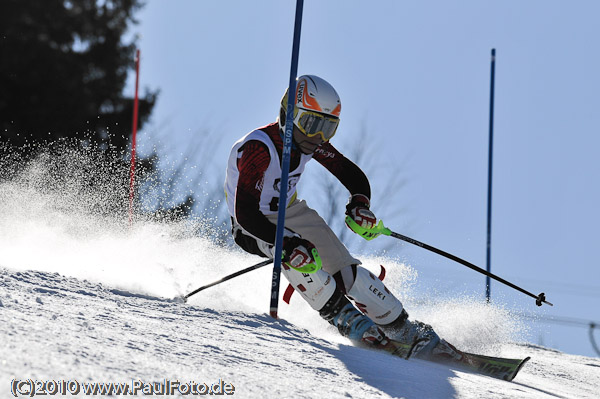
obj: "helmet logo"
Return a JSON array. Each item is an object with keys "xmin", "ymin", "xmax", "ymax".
[{"xmin": 296, "ymin": 80, "xmax": 305, "ymax": 106}]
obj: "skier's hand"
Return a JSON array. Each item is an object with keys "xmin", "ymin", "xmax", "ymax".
[
  {"xmin": 282, "ymin": 236, "xmax": 321, "ymax": 273},
  {"xmin": 345, "ymin": 194, "xmax": 377, "ymax": 230}
]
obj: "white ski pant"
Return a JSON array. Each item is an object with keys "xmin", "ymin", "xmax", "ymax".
[{"xmin": 265, "ymin": 199, "xmax": 360, "ymax": 275}]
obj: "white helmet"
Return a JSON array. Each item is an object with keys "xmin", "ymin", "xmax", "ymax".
[{"xmin": 278, "ymin": 75, "xmax": 341, "ymax": 141}]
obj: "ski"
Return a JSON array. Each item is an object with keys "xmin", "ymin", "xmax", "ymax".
[
  {"xmin": 372, "ymin": 339, "xmax": 530, "ymax": 381},
  {"xmin": 376, "ymin": 339, "xmax": 415, "ymax": 360},
  {"xmin": 453, "ymin": 352, "xmax": 531, "ymax": 381}
]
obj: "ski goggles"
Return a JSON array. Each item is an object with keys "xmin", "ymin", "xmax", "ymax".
[{"xmin": 294, "ymin": 109, "xmax": 339, "ymax": 141}]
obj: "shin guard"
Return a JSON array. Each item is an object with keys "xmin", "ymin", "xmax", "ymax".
[{"xmin": 346, "ymin": 266, "xmax": 404, "ymax": 325}]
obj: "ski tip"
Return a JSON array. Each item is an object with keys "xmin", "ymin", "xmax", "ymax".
[
  {"xmin": 507, "ymin": 356, "xmax": 531, "ymax": 382},
  {"xmin": 173, "ymin": 295, "xmax": 187, "ymax": 304}
]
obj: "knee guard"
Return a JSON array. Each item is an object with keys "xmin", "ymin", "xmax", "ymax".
[
  {"xmin": 280, "ymin": 265, "xmax": 336, "ymax": 311},
  {"xmin": 344, "ymin": 265, "xmax": 404, "ymax": 325}
]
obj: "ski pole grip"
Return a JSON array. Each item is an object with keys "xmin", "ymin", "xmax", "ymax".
[{"xmin": 345, "ymin": 216, "xmax": 392, "ymax": 241}]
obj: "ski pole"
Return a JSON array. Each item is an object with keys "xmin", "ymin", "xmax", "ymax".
[
  {"xmin": 346, "ymin": 217, "xmax": 553, "ymax": 307},
  {"xmin": 178, "ymin": 259, "xmax": 273, "ymax": 303}
]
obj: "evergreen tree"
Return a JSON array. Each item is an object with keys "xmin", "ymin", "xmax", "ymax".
[{"xmin": 0, "ymin": 0, "xmax": 156, "ymax": 153}]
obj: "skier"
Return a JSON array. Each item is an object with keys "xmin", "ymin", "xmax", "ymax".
[{"xmin": 224, "ymin": 75, "xmax": 462, "ymax": 360}]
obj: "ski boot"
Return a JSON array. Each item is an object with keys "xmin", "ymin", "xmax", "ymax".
[
  {"xmin": 430, "ymin": 339, "xmax": 465, "ymax": 362},
  {"xmin": 378, "ymin": 309, "xmax": 445, "ymax": 359},
  {"xmin": 320, "ymin": 289, "xmax": 376, "ymax": 341},
  {"xmin": 380, "ymin": 311, "xmax": 466, "ymax": 361},
  {"xmin": 318, "ymin": 289, "xmax": 414, "ymax": 357}
]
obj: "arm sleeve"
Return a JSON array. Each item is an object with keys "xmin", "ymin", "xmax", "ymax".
[
  {"xmin": 235, "ymin": 140, "xmax": 278, "ymax": 244},
  {"xmin": 313, "ymin": 142, "xmax": 371, "ymax": 199}
]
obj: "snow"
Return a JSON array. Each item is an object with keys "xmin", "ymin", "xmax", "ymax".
[
  {"xmin": 2, "ymin": 266, "xmax": 599, "ymax": 398},
  {"xmin": 1, "ymin": 151, "xmax": 599, "ymax": 398}
]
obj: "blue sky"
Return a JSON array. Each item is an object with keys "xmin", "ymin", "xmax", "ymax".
[{"xmin": 130, "ymin": 1, "xmax": 600, "ymax": 357}]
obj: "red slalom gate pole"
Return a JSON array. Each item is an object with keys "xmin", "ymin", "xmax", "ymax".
[{"xmin": 128, "ymin": 49, "xmax": 141, "ymax": 226}]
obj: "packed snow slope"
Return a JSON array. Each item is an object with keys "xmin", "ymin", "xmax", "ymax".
[
  {"xmin": 2, "ymin": 267, "xmax": 600, "ymax": 399},
  {"xmin": 1, "ymin": 146, "xmax": 599, "ymax": 398}
]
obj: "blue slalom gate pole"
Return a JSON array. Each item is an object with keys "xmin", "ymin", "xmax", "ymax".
[
  {"xmin": 270, "ymin": 0, "xmax": 304, "ymax": 318},
  {"xmin": 486, "ymin": 48, "xmax": 496, "ymax": 302}
]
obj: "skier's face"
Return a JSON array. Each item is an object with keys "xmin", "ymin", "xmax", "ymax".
[{"xmin": 293, "ymin": 125, "xmax": 324, "ymax": 154}]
